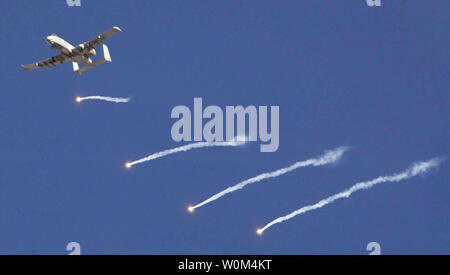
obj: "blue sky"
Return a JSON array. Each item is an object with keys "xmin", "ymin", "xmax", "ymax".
[{"xmin": 0, "ymin": 1, "xmax": 448, "ymax": 254}]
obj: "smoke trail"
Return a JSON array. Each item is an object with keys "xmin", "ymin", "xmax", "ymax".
[
  {"xmin": 126, "ymin": 140, "xmax": 245, "ymax": 168},
  {"xmin": 257, "ymin": 157, "xmax": 444, "ymax": 234},
  {"xmin": 76, "ymin": 96, "xmax": 131, "ymax": 103},
  {"xmin": 190, "ymin": 146, "xmax": 350, "ymax": 211}
]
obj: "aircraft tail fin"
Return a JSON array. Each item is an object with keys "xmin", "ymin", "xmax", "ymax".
[
  {"xmin": 72, "ymin": 62, "xmax": 80, "ymax": 73},
  {"xmin": 72, "ymin": 44, "xmax": 113, "ymax": 74},
  {"xmin": 103, "ymin": 44, "xmax": 112, "ymax": 62}
]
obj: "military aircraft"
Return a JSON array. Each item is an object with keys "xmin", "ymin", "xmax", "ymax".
[{"xmin": 22, "ymin": 26, "xmax": 121, "ymax": 74}]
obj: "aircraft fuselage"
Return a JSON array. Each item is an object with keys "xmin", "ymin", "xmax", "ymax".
[{"xmin": 46, "ymin": 34, "xmax": 94, "ymax": 64}]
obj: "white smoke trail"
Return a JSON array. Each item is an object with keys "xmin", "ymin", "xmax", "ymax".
[
  {"xmin": 191, "ymin": 146, "xmax": 350, "ymax": 210},
  {"xmin": 126, "ymin": 140, "xmax": 245, "ymax": 168},
  {"xmin": 257, "ymin": 157, "xmax": 444, "ymax": 234},
  {"xmin": 76, "ymin": 96, "xmax": 131, "ymax": 103}
]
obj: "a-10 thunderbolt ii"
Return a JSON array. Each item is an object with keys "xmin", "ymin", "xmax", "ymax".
[{"xmin": 22, "ymin": 26, "xmax": 121, "ymax": 74}]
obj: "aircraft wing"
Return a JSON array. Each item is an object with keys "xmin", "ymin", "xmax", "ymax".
[
  {"xmin": 72, "ymin": 26, "xmax": 121, "ymax": 55},
  {"xmin": 22, "ymin": 53, "xmax": 70, "ymax": 71}
]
